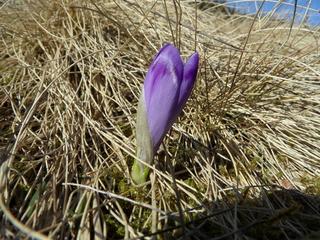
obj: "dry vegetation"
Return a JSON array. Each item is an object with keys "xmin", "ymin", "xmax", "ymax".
[{"xmin": 0, "ymin": 0, "xmax": 320, "ymax": 239}]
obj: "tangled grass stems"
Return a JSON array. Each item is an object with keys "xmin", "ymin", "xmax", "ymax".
[{"xmin": 0, "ymin": 0, "xmax": 320, "ymax": 239}]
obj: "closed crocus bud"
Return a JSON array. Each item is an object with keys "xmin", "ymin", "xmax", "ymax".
[{"xmin": 132, "ymin": 44, "xmax": 199, "ymax": 184}]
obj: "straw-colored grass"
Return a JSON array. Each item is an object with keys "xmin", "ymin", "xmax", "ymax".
[{"xmin": 1, "ymin": 0, "xmax": 319, "ymax": 239}]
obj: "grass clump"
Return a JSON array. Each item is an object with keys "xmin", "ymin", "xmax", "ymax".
[{"xmin": 0, "ymin": 0, "xmax": 319, "ymax": 239}]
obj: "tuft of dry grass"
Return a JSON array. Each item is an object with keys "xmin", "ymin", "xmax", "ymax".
[{"xmin": 0, "ymin": 0, "xmax": 319, "ymax": 239}]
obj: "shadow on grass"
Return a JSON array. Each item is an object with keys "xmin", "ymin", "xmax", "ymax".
[{"xmin": 137, "ymin": 187, "xmax": 320, "ymax": 240}]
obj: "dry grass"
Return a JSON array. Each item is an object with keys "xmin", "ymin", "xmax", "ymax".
[{"xmin": 0, "ymin": 0, "xmax": 320, "ymax": 239}]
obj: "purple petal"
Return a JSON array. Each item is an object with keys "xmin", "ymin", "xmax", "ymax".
[
  {"xmin": 143, "ymin": 44, "xmax": 184, "ymax": 151},
  {"xmin": 176, "ymin": 52, "xmax": 199, "ymax": 116},
  {"xmin": 144, "ymin": 44, "xmax": 180, "ymax": 105}
]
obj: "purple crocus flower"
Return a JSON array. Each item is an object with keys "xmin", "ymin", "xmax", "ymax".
[{"xmin": 132, "ymin": 43, "xmax": 199, "ymax": 184}]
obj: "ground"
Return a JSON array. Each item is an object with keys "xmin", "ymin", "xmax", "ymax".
[{"xmin": 0, "ymin": 1, "xmax": 319, "ymax": 239}]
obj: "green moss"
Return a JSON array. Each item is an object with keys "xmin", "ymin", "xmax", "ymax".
[
  {"xmin": 130, "ymin": 209, "xmax": 152, "ymax": 231},
  {"xmin": 105, "ymin": 215, "xmax": 125, "ymax": 238},
  {"xmin": 250, "ymin": 156, "xmax": 260, "ymax": 169},
  {"xmin": 118, "ymin": 178, "xmax": 149, "ymax": 199},
  {"xmin": 301, "ymin": 176, "xmax": 320, "ymax": 195},
  {"xmin": 118, "ymin": 178, "xmax": 129, "ymax": 194},
  {"xmin": 184, "ymin": 177, "xmax": 197, "ymax": 189},
  {"xmin": 17, "ymin": 182, "xmax": 30, "ymax": 192},
  {"xmin": 100, "ymin": 164, "xmax": 126, "ymax": 187},
  {"xmin": 277, "ymin": 154, "xmax": 289, "ymax": 164},
  {"xmin": 218, "ymin": 165, "xmax": 228, "ymax": 177}
]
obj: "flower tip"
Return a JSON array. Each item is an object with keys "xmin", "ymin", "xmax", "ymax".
[
  {"xmin": 153, "ymin": 43, "xmax": 180, "ymax": 61},
  {"xmin": 187, "ymin": 51, "xmax": 200, "ymax": 67}
]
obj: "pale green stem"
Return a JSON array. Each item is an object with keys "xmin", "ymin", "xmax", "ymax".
[{"xmin": 131, "ymin": 87, "xmax": 153, "ymax": 184}]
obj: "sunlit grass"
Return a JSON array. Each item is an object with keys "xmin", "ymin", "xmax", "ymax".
[{"xmin": 0, "ymin": 0, "xmax": 319, "ymax": 239}]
